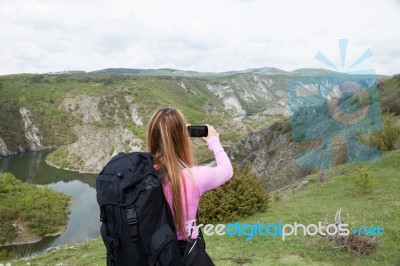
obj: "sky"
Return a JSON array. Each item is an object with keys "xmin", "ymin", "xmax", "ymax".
[{"xmin": 0, "ymin": 0, "xmax": 399, "ymax": 76}]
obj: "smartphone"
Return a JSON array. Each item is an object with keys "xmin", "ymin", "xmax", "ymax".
[{"xmin": 188, "ymin": 125, "xmax": 208, "ymax": 138}]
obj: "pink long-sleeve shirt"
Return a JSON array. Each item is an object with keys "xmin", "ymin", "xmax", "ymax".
[{"xmin": 162, "ymin": 136, "xmax": 233, "ymax": 240}]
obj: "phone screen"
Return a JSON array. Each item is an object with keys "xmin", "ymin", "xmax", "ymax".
[{"xmin": 188, "ymin": 125, "xmax": 208, "ymax": 138}]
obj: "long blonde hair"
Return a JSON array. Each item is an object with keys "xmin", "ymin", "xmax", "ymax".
[{"xmin": 146, "ymin": 107, "xmax": 195, "ymax": 239}]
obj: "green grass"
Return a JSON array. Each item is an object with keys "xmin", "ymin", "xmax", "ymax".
[
  {"xmin": 205, "ymin": 150, "xmax": 400, "ymax": 265},
  {"xmin": 4, "ymin": 150, "xmax": 400, "ymax": 265}
]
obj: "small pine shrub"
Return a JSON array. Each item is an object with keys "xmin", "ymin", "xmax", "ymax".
[
  {"xmin": 353, "ymin": 168, "xmax": 374, "ymax": 194},
  {"xmin": 198, "ymin": 166, "xmax": 269, "ymax": 224}
]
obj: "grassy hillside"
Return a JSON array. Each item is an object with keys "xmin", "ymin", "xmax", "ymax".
[
  {"xmin": 0, "ymin": 72, "xmax": 285, "ymax": 157},
  {"xmin": 0, "ymin": 72, "xmax": 281, "ymax": 145},
  {"xmin": 0, "ymin": 70, "xmax": 293, "ymax": 174},
  {"xmin": 3, "ymin": 149, "xmax": 399, "ymax": 265},
  {"xmin": 0, "ymin": 73, "xmax": 212, "ymax": 152},
  {"xmin": 1, "ymin": 70, "xmax": 393, "ymax": 174}
]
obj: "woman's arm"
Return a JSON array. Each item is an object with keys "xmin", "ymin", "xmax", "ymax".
[{"xmin": 192, "ymin": 134, "xmax": 233, "ymax": 195}]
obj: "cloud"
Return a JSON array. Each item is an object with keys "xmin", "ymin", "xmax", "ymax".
[{"xmin": 0, "ymin": 0, "xmax": 399, "ymax": 75}]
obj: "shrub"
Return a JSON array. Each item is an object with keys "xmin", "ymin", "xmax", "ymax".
[
  {"xmin": 273, "ymin": 191, "xmax": 281, "ymax": 202},
  {"xmin": 353, "ymin": 167, "xmax": 374, "ymax": 194},
  {"xmin": 366, "ymin": 118, "xmax": 400, "ymax": 152},
  {"xmin": 380, "ymin": 119, "xmax": 400, "ymax": 151},
  {"xmin": 198, "ymin": 165, "xmax": 269, "ymax": 224}
]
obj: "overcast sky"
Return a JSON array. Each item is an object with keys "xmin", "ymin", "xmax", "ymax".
[{"xmin": 1, "ymin": 0, "xmax": 399, "ymax": 75}]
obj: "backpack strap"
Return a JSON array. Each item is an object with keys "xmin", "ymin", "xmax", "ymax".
[
  {"xmin": 126, "ymin": 176, "xmax": 149, "ymax": 266},
  {"xmin": 126, "ymin": 205, "xmax": 147, "ymax": 266}
]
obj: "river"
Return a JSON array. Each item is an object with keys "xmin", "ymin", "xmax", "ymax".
[{"xmin": 0, "ymin": 151, "xmax": 100, "ymax": 255}]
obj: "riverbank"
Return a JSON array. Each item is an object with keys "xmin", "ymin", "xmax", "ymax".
[
  {"xmin": 0, "ymin": 226, "xmax": 66, "ymax": 248},
  {"xmin": 44, "ymin": 153, "xmax": 97, "ymax": 174}
]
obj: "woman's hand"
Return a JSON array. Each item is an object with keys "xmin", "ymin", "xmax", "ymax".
[{"xmin": 203, "ymin": 124, "xmax": 219, "ymax": 142}]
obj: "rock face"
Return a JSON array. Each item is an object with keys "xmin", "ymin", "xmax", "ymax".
[
  {"xmin": 0, "ymin": 107, "xmax": 46, "ymax": 156},
  {"xmin": 228, "ymin": 119, "xmax": 319, "ymax": 191},
  {"xmin": 60, "ymin": 96, "xmax": 102, "ymax": 123},
  {"xmin": 49, "ymin": 95, "xmax": 144, "ymax": 173},
  {"xmin": 206, "ymin": 74, "xmax": 290, "ymax": 120},
  {"xmin": 124, "ymin": 95, "xmax": 144, "ymax": 126},
  {"xmin": 19, "ymin": 107, "xmax": 44, "ymax": 151},
  {"xmin": 0, "ymin": 136, "xmax": 12, "ymax": 156},
  {"xmin": 61, "ymin": 125, "xmax": 142, "ymax": 173},
  {"xmin": 207, "ymin": 84, "xmax": 246, "ymax": 119},
  {"xmin": 0, "ymin": 138, "xmax": 24, "ymax": 156}
]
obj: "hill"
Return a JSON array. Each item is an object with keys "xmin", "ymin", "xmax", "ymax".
[
  {"xmin": 0, "ymin": 69, "xmax": 396, "ymax": 178},
  {"xmin": 0, "ymin": 70, "xmax": 289, "ymax": 171},
  {"xmin": 0, "ymin": 67, "xmax": 319, "ymax": 173}
]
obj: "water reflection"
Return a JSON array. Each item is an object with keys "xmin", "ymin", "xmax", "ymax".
[
  {"xmin": 48, "ymin": 180, "xmax": 100, "ymax": 247},
  {"xmin": 0, "ymin": 150, "xmax": 96, "ymax": 186}
]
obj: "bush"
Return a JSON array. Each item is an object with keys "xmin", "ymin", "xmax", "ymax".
[
  {"xmin": 198, "ymin": 166, "xmax": 269, "ymax": 224},
  {"xmin": 353, "ymin": 167, "xmax": 374, "ymax": 194},
  {"xmin": 366, "ymin": 118, "xmax": 400, "ymax": 152},
  {"xmin": 380, "ymin": 119, "xmax": 400, "ymax": 151}
]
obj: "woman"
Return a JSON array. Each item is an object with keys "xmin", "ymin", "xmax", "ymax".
[{"xmin": 147, "ymin": 107, "xmax": 233, "ymax": 265}]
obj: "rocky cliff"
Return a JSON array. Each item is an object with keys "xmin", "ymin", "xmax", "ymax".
[
  {"xmin": 45, "ymin": 94, "xmax": 144, "ymax": 173},
  {"xmin": 228, "ymin": 119, "xmax": 317, "ymax": 191}
]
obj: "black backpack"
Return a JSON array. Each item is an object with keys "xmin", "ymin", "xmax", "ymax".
[{"xmin": 96, "ymin": 152, "xmax": 185, "ymax": 266}]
